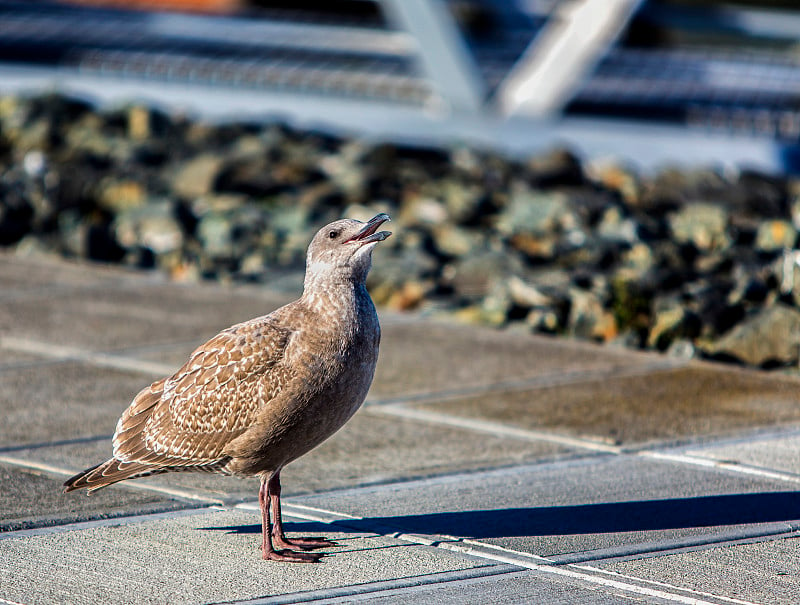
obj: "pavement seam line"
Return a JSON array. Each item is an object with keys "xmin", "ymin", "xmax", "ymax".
[
  {"xmin": 0, "ymin": 506, "xmax": 221, "ymax": 541},
  {"xmin": 0, "ymin": 434, "xmax": 111, "ymax": 454},
  {"xmin": 366, "ymin": 404, "xmax": 623, "ymax": 453},
  {"xmin": 367, "ymin": 406, "xmax": 800, "ymax": 487},
  {"xmin": 0, "ymin": 454, "xmax": 225, "ymax": 505},
  {"xmin": 548, "ymin": 524, "xmax": 800, "ymax": 565},
  {"xmin": 572, "ymin": 565, "xmax": 765, "ymax": 605},
  {"xmin": 640, "ymin": 451, "xmax": 800, "ymax": 485},
  {"xmin": 408, "ymin": 540, "xmax": 735, "ymax": 605},
  {"xmin": 247, "ymin": 500, "xmax": 764, "ymax": 605},
  {"xmin": 364, "ymin": 359, "xmax": 689, "ymax": 407},
  {"xmin": 220, "ymin": 566, "xmax": 521, "ymax": 605}
]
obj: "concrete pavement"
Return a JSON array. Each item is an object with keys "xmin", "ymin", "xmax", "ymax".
[{"xmin": 1, "ymin": 251, "xmax": 800, "ymax": 604}]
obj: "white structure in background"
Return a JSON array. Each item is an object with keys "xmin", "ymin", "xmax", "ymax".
[
  {"xmin": 498, "ymin": 0, "xmax": 642, "ymax": 117},
  {"xmin": 0, "ymin": 0, "xmax": 797, "ymax": 172}
]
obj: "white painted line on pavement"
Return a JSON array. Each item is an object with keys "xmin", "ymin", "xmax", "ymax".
[
  {"xmin": 366, "ymin": 405, "xmax": 623, "ymax": 453},
  {"xmin": 641, "ymin": 452, "xmax": 800, "ymax": 485},
  {"xmin": 367, "ymin": 405, "xmax": 800, "ymax": 488},
  {"xmin": 402, "ymin": 527, "xmax": 752, "ymax": 605},
  {"xmin": 239, "ymin": 498, "xmax": 767, "ymax": 605},
  {"xmin": 0, "ymin": 455, "xmax": 224, "ymax": 505},
  {"xmin": 0, "ymin": 336, "xmax": 175, "ymax": 377},
  {"xmin": 573, "ymin": 565, "xmax": 763, "ymax": 605}
]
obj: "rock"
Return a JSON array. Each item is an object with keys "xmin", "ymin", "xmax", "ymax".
[
  {"xmin": 445, "ymin": 249, "xmax": 524, "ymax": 300},
  {"xmin": 114, "ymin": 201, "xmax": 183, "ymax": 256},
  {"xmin": 668, "ymin": 203, "xmax": 730, "ymax": 252},
  {"xmin": 383, "ymin": 280, "xmax": 427, "ymax": 312},
  {"xmin": 97, "ymin": 178, "xmax": 147, "ymax": 213},
  {"xmin": 367, "ymin": 247, "xmax": 438, "ymax": 305},
  {"xmin": 497, "ymin": 186, "xmax": 575, "ymax": 237},
  {"xmin": 779, "ymin": 250, "xmax": 800, "ymax": 307},
  {"xmin": 480, "ymin": 280, "xmax": 514, "ymax": 327},
  {"xmin": 497, "ymin": 186, "xmax": 584, "ymax": 261},
  {"xmin": 735, "ymin": 169, "xmax": 788, "ymax": 219},
  {"xmin": 596, "ymin": 205, "xmax": 638, "ymax": 243},
  {"xmin": 791, "ymin": 194, "xmax": 800, "ymax": 230},
  {"xmin": 507, "ymin": 275, "xmax": 553, "ymax": 308},
  {"xmin": 525, "ymin": 148, "xmax": 584, "ymax": 187},
  {"xmin": 197, "ymin": 212, "xmax": 235, "ymax": 258},
  {"xmin": 126, "ymin": 105, "xmax": 175, "ymax": 142},
  {"xmin": 754, "ymin": 220, "xmax": 796, "ymax": 251},
  {"xmin": 431, "ymin": 223, "xmax": 482, "ymax": 258},
  {"xmin": 704, "ymin": 303, "xmax": 800, "ymax": 367},
  {"xmin": 586, "ymin": 159, "xmax": 641, "ymax": 205},
  {"xmin": 648, "ymin": 306, "xmax": 685, "ymax": 350},
  {"xmin": 526, "ymin": 307, "xmax": 563, "ymax": 333},
  {"xmin": 666, "ymin": 339, "xmax": 696, "ymax": 359},
  {"xmin": 0, "ymin": 180, "xmax": 34, "ymax": 245},
  {"xmin": 647, "ymin": 301, "xmax": 701, "ymax": 351},
  {"xmin": 214, "ymin": 155, "xmax": 308, "ymax": 198},
  {"xmin": 609, "ymin": 272, "xmax": 652, "ymax": 336},
  {"xmin": 621, "ymin": 243, "xmax": 655, "ymax": 274},
  {"xmin": 173, "ymin": 154, "xmax": 225, "ymax": 199},
  {"xmin": 399, "ymin": 194, "xmax": 448, "ymax": 227},
  {"xmin": 318, "ymin": 141, "xmax": 367, "ymax": 199},
  {"xmin": 440, "ymin": 178, "xmax": 483, "ymax": 224},
  {"xmin": 567, "ymin": 288, "xmax": 618, "ymax": 342}
]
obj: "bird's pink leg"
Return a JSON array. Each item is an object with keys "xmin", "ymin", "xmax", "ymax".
[
  {"xmin": 268, "ymin": 472, "xmax": 338, "ymax": 551},
  {"xmin": 259, "ymin": 476, "xmax": 323, "ymax": 562}
]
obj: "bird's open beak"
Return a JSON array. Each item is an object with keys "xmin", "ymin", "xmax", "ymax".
[{"xmin": 345, "ymin": 213, "xmax": 392, "ymax": 244}]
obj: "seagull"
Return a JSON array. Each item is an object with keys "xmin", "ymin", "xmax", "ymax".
[{"xmin": 64, "ymin": 213, "xmax": 392, "ymax": 562}]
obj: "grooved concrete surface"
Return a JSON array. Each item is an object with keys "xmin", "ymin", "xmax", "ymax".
[{"xmin": 2, "ymin": 252, "xmax": 800, "ymax": 604}]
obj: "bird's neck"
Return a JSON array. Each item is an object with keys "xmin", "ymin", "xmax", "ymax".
[{"xmin": 301, "ymin": 278, "xmax": 369, "ymax": 322}]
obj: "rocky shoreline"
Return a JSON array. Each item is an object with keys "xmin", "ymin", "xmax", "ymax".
[{"xmin": 2, "ymin": 94, "xmax": 799, "ymax": 372}]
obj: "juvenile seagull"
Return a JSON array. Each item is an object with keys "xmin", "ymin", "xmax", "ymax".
[{"xmin": 64, "ymin": 213, "xmax": 392, "ymax": 562}]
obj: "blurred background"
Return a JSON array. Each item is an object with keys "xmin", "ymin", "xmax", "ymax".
[
  {"xmin": 2, "ymin": 0, "xmax": 800, "ymax": 372},
  {"xmin": 2, "ymin": 0, "xmax": 800, "ymax": 167}
]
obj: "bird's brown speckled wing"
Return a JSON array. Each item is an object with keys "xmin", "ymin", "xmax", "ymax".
[{"xmin": 112, "ymin": 316, "xmax": 295, "ymax": 470}]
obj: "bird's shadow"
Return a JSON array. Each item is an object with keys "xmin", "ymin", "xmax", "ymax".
[{"xmin": 203, "ymin": 491, "xmax": 800, "ymax": 539}]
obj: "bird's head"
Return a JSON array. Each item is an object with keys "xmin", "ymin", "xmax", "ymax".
[{"xmin": 304, "ymin": 213, "xmax": 392, "ymax": 287}]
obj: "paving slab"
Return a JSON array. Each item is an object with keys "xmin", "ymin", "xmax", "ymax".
[
  {"xmin": 369, "ymin": 323, "xmax": 657, "ymax": 400},
  {"xmin": 5, "ymin": 253, "xmax": 800, "ymax": 604},
  {"xmin": 0, "ymin": 281, "xmax": 292, "ymax": 351},
  {"xmin": 414, "ymin": 365, "xmax": 800, "ymax": 445},
  {"xmin": 0, "ymin": 252, "xmax": 137, "ymax": 293},
  {"xmin": 686, "ymin": 433, "xmax": 800, "ymax": 477},
  {"xmin": 0, "ymin": 361, "xmax": 147, "ymax": 447},
  {"xmin": 0, "ymin": 508, "xmax": 495, "ymax": 605},
  {"xmin": 13, "ymin": 408, "xmax": 572, "ymax": 502},
  {"xmin": 0, "ymin": 463, "xmax": 185, "ymax": 532},
  {"xmin": 293, "ymin": 455, "xmax": 800, "ymax": 561},
  {"xmin": 135, "ymin": 319, "xmax": 660, "ymax": 403},
  {"xmin": 595, "ymin": 536, "xmax": 800, "ymax": 605},
  {"xmin": 278, "ymin": 568, "xmax": 664, "ymax": 605}
]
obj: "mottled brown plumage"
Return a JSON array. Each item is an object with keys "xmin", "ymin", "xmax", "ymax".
[{"xmin": 64, "ymin": 213, "xmax": 392, "ymax": 562}]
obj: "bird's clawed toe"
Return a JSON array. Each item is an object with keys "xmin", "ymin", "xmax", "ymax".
[
  {"xmin": 275, "ymin": 535, "xmax": 339, "ymax": 550},
  {"xmin": 263, "ymin": 548, "xmax": 326, "ymax": 563}
]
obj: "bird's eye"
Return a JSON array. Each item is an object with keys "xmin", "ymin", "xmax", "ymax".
[{"xmin": 328, "ymin": 230, "xmax": 339, "ymax": 239}]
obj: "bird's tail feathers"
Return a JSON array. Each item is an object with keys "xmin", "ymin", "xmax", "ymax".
[{"xmin": 63, "ymin": 458, "xmax": 162, "ymax": 493}]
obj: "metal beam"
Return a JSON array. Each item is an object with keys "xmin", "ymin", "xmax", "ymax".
[
  {"xmin": 497, "ymin": 0, "xmax": 642, "ymax": 118},
  {"xmin": 382, "ymin": 0, "xmax": 485, "ymax": 114}
]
